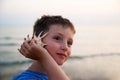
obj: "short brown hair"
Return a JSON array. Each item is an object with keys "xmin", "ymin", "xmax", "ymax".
[{"xmin": 33, "ymin": 15, "xmax": 76, "ymax": 37}]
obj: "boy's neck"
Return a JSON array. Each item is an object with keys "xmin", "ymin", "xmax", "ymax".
[{"xmin": 28, "ymin": 60, "xmax": 47, "ymax": 74}]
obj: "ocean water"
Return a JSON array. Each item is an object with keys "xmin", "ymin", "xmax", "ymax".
[{"xmin": 0, "ymin": 25, "xmax": 120, "ymax": 80}]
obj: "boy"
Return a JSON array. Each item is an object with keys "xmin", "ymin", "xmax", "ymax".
[{"xmin": 13, "ymin": 15, "xmax": 76, "ymax": 80}]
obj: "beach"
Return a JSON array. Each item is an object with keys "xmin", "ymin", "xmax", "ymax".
[
  {"xmin": 0, "ymin": 25, "xmax": 120, "ymax": 80},
  {"xmin": 1, "ymin": 55, "xmax": 120, "ymax": 80},
  {"xmin": 1, "ymin": 0, "xmax": 120, "ymax": 79}
]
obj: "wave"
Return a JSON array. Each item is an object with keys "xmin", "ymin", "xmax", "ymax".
[
  {"xmin": 0, "ymin": 60, "xmax": 32, "ymax": 66},
  {"xmin": 0, "ymin": 36, "xmax": 22, "ymax": 46},
  {"xmin": 0, "ymin": 53, "xmax": 120, "ymax": 66},
  {"xmin": 0, "ymin": 36, "xmax": 23, "ymax": 40},
  {"xmin": 69, "ymin": 53, "xmax": 120, "ymax": 60},
  {"xmin": 0, "ymin": 43, "xmax": 19, "ymax": 46}
]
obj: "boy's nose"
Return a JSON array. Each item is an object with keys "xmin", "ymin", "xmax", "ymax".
[{"xmin": 61, "ymin": 42, "xmax": 69, "ymax": 51}]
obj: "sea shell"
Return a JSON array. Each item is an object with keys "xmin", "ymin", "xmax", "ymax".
[{"xmin": 26, "ymin": 31, "xmax": 47, "ymax": 47}]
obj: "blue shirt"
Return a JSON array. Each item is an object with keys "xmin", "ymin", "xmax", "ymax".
[{"xmin": 13, "ymin": 70, "xmax": 48, "ymax": 80}]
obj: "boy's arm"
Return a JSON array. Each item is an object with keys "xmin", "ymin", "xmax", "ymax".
[{"xmin": 19, "ymin": 39, "xmax": 70, "ymax": 80}]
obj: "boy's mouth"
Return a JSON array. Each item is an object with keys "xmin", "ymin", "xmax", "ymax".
[{"xmin": 57, "ymin": 53, "xmax": 67, "ymax": 59}]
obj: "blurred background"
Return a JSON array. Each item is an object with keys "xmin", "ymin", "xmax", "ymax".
[{"xmin": 0, "ymin": 0, "xmax": 120, "ymax": 80}]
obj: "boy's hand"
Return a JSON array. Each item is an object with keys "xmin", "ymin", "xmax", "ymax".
[{"xmin": 18, "ymin": 39, "xmax": 48, "ymax": 60}]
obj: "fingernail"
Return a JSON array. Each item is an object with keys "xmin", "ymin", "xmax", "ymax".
[
  {"xmin": 24, "ymin": 38, "xmax": 26, "ymax": 40},
  {"xmin": 18, "ymin": 48, "xmax": 20, "ymax": 51},
  {"xmin": 27, "ymin": 34, "xmax": 30, "ymax": 40}
]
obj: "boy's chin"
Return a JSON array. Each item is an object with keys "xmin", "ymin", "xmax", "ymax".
[
  {"xmin": 58, "ymin": 63, "xmax": 63, "ymax": 66},
  {"xmin": 57, "ymin": 60, "xmax": 68, "ymax": 65},
  {"xmin": 57, "ymin": 62, "xmax": 64, "ymax": 66}
]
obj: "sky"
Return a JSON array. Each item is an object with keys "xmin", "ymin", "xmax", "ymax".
[
  {"xmin": 0, "ymin": 0, "xmax": 120, "ymax": 26},
  {"xmin": 0, "ymin": 0, "xmax": 120, "ymax": 55}
]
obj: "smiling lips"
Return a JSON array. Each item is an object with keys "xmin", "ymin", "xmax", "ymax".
[{"xmin": 57, "ymin": 53, "xmax": 67, "ymax": 59}]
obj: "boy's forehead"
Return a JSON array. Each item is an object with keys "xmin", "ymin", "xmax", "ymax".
[
  {"xmin": 49, "ymin": 24, "xmax": 72, "ymax": 31},
  {"xmin": 47, "ymin": 25, "xmax": 74, "ymax": 38}
]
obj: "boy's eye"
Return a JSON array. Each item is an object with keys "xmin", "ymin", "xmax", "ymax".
[
  {"xmin": 53, "ymin": 36, "xmax": 62, "ymax": 40},
  {"xmin": 67, "ymin": 41, "xmax": 73, "ymax": 47}
]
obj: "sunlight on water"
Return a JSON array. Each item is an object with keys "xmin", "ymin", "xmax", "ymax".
[
  {"xmin": 72, "ymin": 25, "xmax": 120, "ymax": 56},
  {"xmin": 0, "ymin": 25, "xmax": 120, "ymax": 80},
  {"xmin": 63, "ymin": 56, "xmax": 120, "ymax": 80}
]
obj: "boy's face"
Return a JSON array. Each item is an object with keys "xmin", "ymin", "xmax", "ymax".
[{"xmin": 43, "ymin": 24, "xmax": 74, "ymax": 65}]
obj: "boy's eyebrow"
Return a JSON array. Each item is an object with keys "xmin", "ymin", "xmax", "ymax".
[{"xmin": 56, "ymin": 33, "xmax": 63, "ymax": 36}]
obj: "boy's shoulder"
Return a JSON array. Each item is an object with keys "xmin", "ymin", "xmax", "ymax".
[{"xmin": 12, "ymin": 70, "xmax": 48, "ymax": 80}]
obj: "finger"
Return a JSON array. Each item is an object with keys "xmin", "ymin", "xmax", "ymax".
[
  {"xmin": 24, "ymin": 38, "xmax": 26, "ymax": 41},
  {"xmin": 27, "ymin": 34, "xmax": 30, "ymax": 40},
  {"xmin": 30, "ymin": 39, "xmax": 36, "ymax": 45},
  {"xmin": 18, "ymin": 47, "xmax": 29, "ymax": 58},
  {"xmin": 18, "ymin": 48, "xmax": 25, "ymax": 56},
  {"xmin": 23, "ymin": 40, "xmax": 31, "ymax": 50},
  {"xmin": 21, "ymin": 43, "xmax": 29, "ymax": 53},
  {"xmin": 32, "ymin": 32, "xmax": 35, "ymax": 39},
  {"xmin": 18, "ymin": 48, "xmax": 24, "ymax": 55},
  {"xmin": 33, "ymin": 38, "xmax": 38, "ymax": 44}
]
